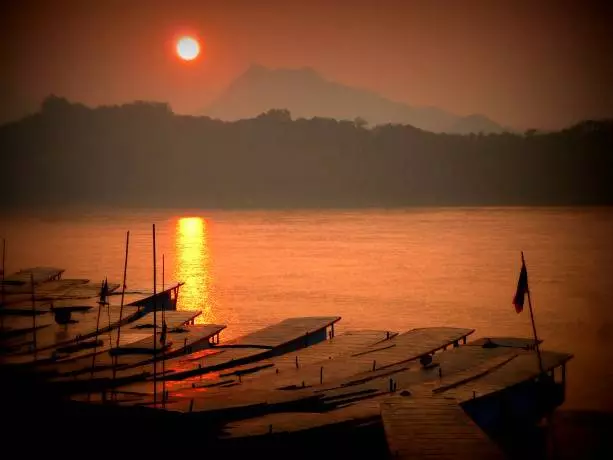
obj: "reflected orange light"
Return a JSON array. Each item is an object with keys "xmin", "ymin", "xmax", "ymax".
[{"xmin": 175, "ymin": 217, "xmax": 214, "ymax": 324}]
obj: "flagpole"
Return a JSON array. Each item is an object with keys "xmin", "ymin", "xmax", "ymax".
[
  {"xmin": 1, "ymin": 238, "xmax": 6, "ymax": 329},
  {"xmin": 522, "ymin": 251, "xmax": 544, "ymax": 373},
  {"xmin": 152, "ymin": 224, "xmax": 158, "ymax": 407}
]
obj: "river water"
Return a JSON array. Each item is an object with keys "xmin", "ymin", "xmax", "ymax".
[{"xmin": 1, "ymin": 207, "xmax": 612, "ymax": 411}]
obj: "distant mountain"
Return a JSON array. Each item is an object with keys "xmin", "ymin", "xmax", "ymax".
[{"xmin": 205, "ymin": 65, "xmax": 506, "ymax": 134}]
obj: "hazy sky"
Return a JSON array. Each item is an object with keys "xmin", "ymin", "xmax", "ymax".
[{"xmin": 2, "ymin": 0, "xmax": 612, "ymax": 130}]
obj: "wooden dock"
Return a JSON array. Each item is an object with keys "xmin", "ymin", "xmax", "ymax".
[{"xmin": 381, "ymin": 395, "xmax": 505, "ymax": 459}]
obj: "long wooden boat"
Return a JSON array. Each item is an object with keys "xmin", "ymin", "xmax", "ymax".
[
  {"xmin": 0, "ymin": 282, "xmax": 184, "ymax": 363},
  {"xmin": 54, "ymin": 317, "xmax": 342, "ymax": 394}
]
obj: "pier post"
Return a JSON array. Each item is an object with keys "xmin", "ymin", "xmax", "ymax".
[
  {"xmin": 320, "ymin": 366, "xmax": 323, "ymax": 384},
  {"xmin": 373, "ymin": 360, "xmax": 376, "ymax": 371},
  {"xmin": 295, "ymin": 356, "xmax": 299, "ymax": 369}
]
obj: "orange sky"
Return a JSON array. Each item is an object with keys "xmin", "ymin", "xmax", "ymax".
[{"xmin": 2, "ymin": 0, "xmax": 612, "ymax": 129}]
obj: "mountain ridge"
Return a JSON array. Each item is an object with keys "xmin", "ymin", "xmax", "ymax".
[{"xmin": 205, "ymin": 65, "xmax": 507, "ymax": 134}]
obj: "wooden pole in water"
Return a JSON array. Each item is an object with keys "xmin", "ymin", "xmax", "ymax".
[
  {"xmin": 1, "ymin": 238, "xmax": 5, "ymax": 329},
  {"xmin": 116, "ymin": 231, "xmax": 130, "ymax": 348},
  {"xmin": 30, "ymin": 272, "xmax": 37, "ymax": 356},
  {"xmin": 523, "ymin": 252, "xmax": 544, "ymax": 373},
  {"xmin": 112, "ymin": 231, "xmax": 130, "ymax": 391},
  {"xmin": 1, "ymin": 238, "xmax": 5, "ymax": 306},
  {"xmin": 153, "ymin": 224, "xmax": 158, "ymax": 406},
  {"xmin": 162, "ymin": 253, "xmax": 166, "ymax": 407},
  {"xmin": 89, "ymin": 279, "xmax": 106, "ymax": 396}
]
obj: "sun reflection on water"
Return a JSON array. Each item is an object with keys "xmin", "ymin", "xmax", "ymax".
[{"xmin": 175, "ymin": 217, "xmax": 214, "ymax": 324}]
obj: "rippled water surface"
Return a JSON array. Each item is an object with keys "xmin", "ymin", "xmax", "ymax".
[{"xmin": 1, "ymin": 207, "xmax": 612, "ymax": 411}]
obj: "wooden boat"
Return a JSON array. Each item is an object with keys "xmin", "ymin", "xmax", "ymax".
[
  {"xmin": 206, "ymin": 336, "xmax": 572, "ymax": 459},
  {"xmin": 57, "ymin": 317, "xmax": 342, "ymax": 394},
  {"xmin": 42, "ymin": 311, "xmax": 220, "ymax": 376},
  {"xmin": 0, "ymin": 282, "xmax": 184, "ymax": 363}
]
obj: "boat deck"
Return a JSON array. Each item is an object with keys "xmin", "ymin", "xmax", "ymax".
[
  {"xmin": 115, "ymin": 329, "xmax": 396, "ymax": 396},
  {"xmin": 45, "ymin": 315, "xmax": 214, "ymax": 375},
  {"xmin": 58, "ymin": 317, "xmax": 340, "ymax": 389},
  {"xmin": 0, "ymin": 305, "xmax": 144, "ymax": 359},
  {"xmin": 381, "ymin": 395, "xmax": 505, "ymax": 459},
  {"xmin": 119, "ymin": 327, "xmax": 474, "ymax": 413}
]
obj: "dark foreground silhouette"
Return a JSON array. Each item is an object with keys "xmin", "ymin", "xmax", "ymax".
[{"xmin": 1, "ymin": 97, "xmax": 611, "ymax": 210}]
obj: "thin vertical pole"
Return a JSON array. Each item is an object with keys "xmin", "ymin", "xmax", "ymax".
[
  {"xmin": 1, "ymin": 238, "xmax": 5, "ymax": 307},
  {"xmin": 30, "ymin": 272, "xmax": 37, "ymax": 356},
  {"xmin": 113, "ymin": 231, "xmax": 130, "ymax": 389},
  {"xmin": 1, "ymin": 238, "xmax": 5, "ymax": 329},
  {"xmin": 162, "ymin": 253, "xmax": 166, "ymax": 407},
  {"xmin": 116, "ymin": 231, "xmax": 130, "ymax": 348},
  {"xmin": 88, "ymin": 279, "xmax": 105, "ymax": 400},
  {"xmin": 523, "ymin": 252, "xmax": 544, "ymax": 373},
  {"xmin": 153, "ymin": 224, "xmax": 158, "ymax": 406}
]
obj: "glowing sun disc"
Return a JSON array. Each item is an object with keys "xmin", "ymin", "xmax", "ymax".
[{"xmin": 177, "ymin": 36, "xmax": 200, "ymax": 61}]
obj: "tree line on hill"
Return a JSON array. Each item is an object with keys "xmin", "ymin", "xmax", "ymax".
[{"xmin": 0, "ymin": 96, "xmax": 611, "ymax": 210}]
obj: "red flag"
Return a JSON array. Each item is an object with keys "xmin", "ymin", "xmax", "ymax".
[{"xmin": 513, "ymin": 257, "xmax": 529, "ymax": 313}]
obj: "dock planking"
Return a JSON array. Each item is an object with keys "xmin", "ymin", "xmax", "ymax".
[
  {"xmin": 113, "ymin": 330, "xmax": 395, "ymax": 397},
  {"xmin": 381, "ymin": 395, "xmax": 505, "ymax": 459},
  {"xmin": 123, "ymin": 327, "xmax": 473, "ymax": 414}
]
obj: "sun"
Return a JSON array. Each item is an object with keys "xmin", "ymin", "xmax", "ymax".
[{"xmin": 176, "ymin": 36, "xmax": 200, "ymax": 61}]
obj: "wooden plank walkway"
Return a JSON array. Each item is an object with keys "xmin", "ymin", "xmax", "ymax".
[{"xmin": 381, "ymin": 395, "xmax": 505, "ymax": 459}]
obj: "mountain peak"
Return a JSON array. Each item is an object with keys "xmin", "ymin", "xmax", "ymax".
[{"xmin": 206, "ymin": 66, "xmax": 505, "ymax": 134}]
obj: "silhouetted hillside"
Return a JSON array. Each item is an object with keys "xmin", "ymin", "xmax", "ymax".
[
  {"xmin": 206, "ymin": 65, "xmax": 506, "ymax": 134},
  {"xmin": 0, "ymin": 96, "xmax": 611, "ymax": 210}
]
